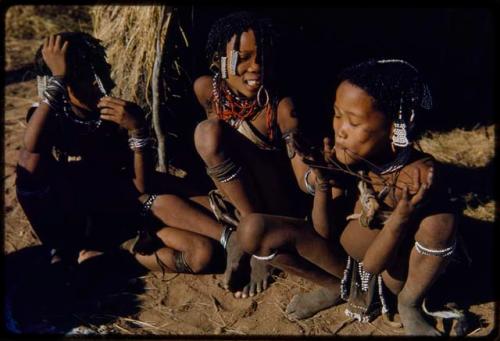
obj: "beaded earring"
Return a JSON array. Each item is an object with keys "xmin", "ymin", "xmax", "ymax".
[
  {"xmin": 229, "ymin": 50, "xmax": 238, "ymax": 76},
  {"xmin": 392, "ymin": 97, "xmax": 409, "ymax": 148},
  {"xmin": 220, "ymin": 56, "xmax": 228, "ymax": 79}
]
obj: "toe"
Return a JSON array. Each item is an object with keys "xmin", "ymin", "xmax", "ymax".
[
  {"xmin": 256, "ymin": 282, "xmax": 262, "ymax": 294},
  {"xmin": 241, "ymin": 285, "xmax": 250, "ymax": 298},
  {"xmin": 249, "ymin": 283, "xmax": 257, "ymax": 297},
  {"xmin": 234, "ymin": 291, "xmax": 242, "ymax": 298}
]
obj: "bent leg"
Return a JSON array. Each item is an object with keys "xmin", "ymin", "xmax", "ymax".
[
  {"xmin": 238, "ymin": 214, "xmax": 346, "ymax": 319},
  {"xmin": 194, "ymin": 119, "xmax": 262, "ymax": 216},
  {"xmin": 141, "ymin": 193, "xmax": 224, "ymax": 241},
  {"xmin": 135, "ymin": 227, "xmax": 216, "ymax": 274},
  {"xmin": 397, "ymin": 213, "xmax": 456, "ymax": 336}
]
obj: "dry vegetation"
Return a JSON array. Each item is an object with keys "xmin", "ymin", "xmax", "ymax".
[
  {"xmin": 5, "ymin": 6, "xmax": 92, "ymax": 70},
  {"xmin": 418, "ymin": 125, "xmax": 494, "ymax": 168},
  {"xmin": 90, "ymin": 6, "xmax": 173, "ymax": 108},
  {"xmin": 3, "ymin": 5, "xmax": 495, "ymax": 337}
]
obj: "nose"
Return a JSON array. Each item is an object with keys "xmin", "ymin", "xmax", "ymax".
[
  {"xmin": 247, "ymin": 56, "xmax": 261, "ymax": 73},
  {"xmin": 335, "ymin": 121, "xmax": 348, "ymax": 140}
]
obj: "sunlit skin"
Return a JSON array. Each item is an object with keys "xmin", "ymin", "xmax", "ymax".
[
  {"xmin": 234, "ymin": 76, "xmax": 455, "ymax": 336},
  {"xmin": 332, "ymin": 80, "xmax": 394, "ymax": 166},
  {"xmin": 224, "ymin": 29, "xmax": 262, "ymax": 99},
  {"xmin": 193, "ymin": 26, "xmax": 312, "ymax": 298}
]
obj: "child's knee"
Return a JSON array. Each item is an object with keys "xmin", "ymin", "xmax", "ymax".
[
  {"xmin": 238, "ymin": 213, "xmax": 268, "ymax": 254},
  {"xmin": 194, "ymin": 119, "xmax": 224, "ymax": 158},
  {"xmin": 414, "ymin": 214, "xmax": 456, "ymax": 251},
  {"xmin": 185, "ymin": 238, "xmax": 214, "ymax": 273}
]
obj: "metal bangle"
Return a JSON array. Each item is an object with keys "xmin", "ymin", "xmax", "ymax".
[{"xmin": 304, "ymin": 167, "xmax": 315, "ymax": 196}]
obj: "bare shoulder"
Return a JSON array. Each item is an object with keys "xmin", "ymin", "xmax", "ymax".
[
  {"xmin": 277, "ymin": 96, "xmax": 299, "ymax": 132},
  {"xmin": 193, "ymin": 75, "xmax": 213, "ymax": 108}
]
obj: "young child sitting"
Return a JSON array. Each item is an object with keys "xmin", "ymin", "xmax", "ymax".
[
  {"xmin": 233, "ymin": 59, "xmax": 458, "ymax": 336},
  {"xmin": 193, "ymin": 11, "xmax": 314, "ymax": 298},
  {"xmin": 16, "ymin": 32, "xmax": 224, "ymax": 276}
]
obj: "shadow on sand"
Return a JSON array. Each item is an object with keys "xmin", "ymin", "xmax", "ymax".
[{"xmin": 4, "ymin": 245, "xmax": 148, "ymax": 335}]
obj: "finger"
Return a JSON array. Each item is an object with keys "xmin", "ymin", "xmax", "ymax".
[
  {"xmin": 43, "ymin": 36, "xmax": 49, "ymax": 50},
  {"xmin": 427, "ymin": 167, "xmax": 434, "ymax": 188},
  {"xmin": 55, "ymin": 35, "xmax": 62, "ymax": 50},
  {"xmin": 48, "ymin": 34, "xmax": 55, "ymax": 49},
  {"xmin": 411, "ymin": 167, "xmax": 420, "ymax": 194},
  {"xmin": 99, "ymin": 114, "xmax": 118, "ymax": 123},
  {"xmin": 99, "ymin": 108, "xmax": 116, "ymax": 115},
  {"xmin": 97, "ymin": 99, "xmax": 119, "ymax": 109},
  {"xmin": 100, "ymin": 96, "xmax": 126, "ymax": 106},
  {"xmin": 323, "ymin": 137, "xmax": 333, "ymax": 151},
  {"xmin": 400, "ymin": 186, "xmax": 409, "ymax": 202},
  {"xmin": 61, "ymin": 40, "xmax": 69, "ymax": 54},
  {"xmin": 411, "ymin": 181, "xmax": 429, "ymax": 206}
]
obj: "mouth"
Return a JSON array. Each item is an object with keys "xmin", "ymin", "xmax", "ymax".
[{"xmin": 243, "ymin": 78, "xmax": 261, "ymax": 90}]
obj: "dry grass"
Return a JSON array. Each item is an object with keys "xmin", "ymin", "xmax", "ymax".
[
  {"xmin": 4, "ymin": 6, "xmax": 92, "ymax": 70},
  {"xmin": 417, "ymin": 125, "xmax": 494, "ymax": 168},
  {"xmin": 417, "ymin": 125, "xmax": 495, "ymax": 222},
  {"xmin": 90, "ymin": 6, "xmax": 174, "ymax": 109}
]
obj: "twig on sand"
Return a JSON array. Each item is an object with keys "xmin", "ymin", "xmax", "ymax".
[
  {"xmin": 113, "ymin": 323, "xmax": 133, "ymax": 334},
  {"xmin": 330, "ymin": 317, "xmax": 355, "ymax": 335},
  {"xmin": 209, "ymin": 295, "xmax": 227, "ymax": 328},
  {"xmin": 121, "ymin": 317, "xmax": 161, "ymax": 330},
  {"xmin": 368, "ymin": 321, "xmax": 389, "ymax": 335}
]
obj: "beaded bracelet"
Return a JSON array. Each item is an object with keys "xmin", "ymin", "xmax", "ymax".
[{"xmin": 128, "ymin": 136, "xmax": 155, "ymax": 151}]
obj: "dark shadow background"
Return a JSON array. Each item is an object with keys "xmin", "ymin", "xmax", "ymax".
[{"xmin": 185, "ymin": 6, "xmax": 495, "ymax": 142}]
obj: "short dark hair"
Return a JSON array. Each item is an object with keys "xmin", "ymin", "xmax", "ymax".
[
  {"xmin": 206, "ymin": 11, "xmax": 277, "ymax": 85},
  {"xmin": 34, "ymin": 31, "xmax": 114, "ymax": 92},
  {"xmin": 338, "ymin": 59, "xmax": 432, "ymax": 123}
]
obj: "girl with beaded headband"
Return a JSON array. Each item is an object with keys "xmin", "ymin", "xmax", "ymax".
[
  {"xmin": 231, "ymin": 59, "xmax": 460, "ymax": 336},
  {"xmin": 193, "ymin": 11, "xmax": 315, "ymax": 299},
  {"xmin": 16, "ymin": 32, "xmax": 231, "ymax": 278}
]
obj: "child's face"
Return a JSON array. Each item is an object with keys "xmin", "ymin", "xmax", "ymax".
[
  {"xmin": 68, "ymin": 74, "xmax": 104, "ymax": 112},
  {"xmin": 224, "ymin": 29, "xmax": 261, "ymax": 98},
  {"xmin": 332, "ymin": 81, "xmax": 392, "ymax": 165}
]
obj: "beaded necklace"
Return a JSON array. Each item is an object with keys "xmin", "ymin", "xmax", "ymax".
[{"xmin": 211, "ymin": 73, "xmax": 275, "ymax": 140}]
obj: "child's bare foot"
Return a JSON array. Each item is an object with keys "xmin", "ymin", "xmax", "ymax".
[
  {"xmin": 398, "ymin": 301, "xmax": 441, "ymax": 336},
  {"xmin": 77, "ymin": 249, "xmax": 104, "ymax": 264},
  {"xmin": 286, "ymin": 286, "xmax": 341, "ymax": 320},
  {"xmin": 221, "ymin": 234, "xmax": 249, "ymax": 291},
  {"xmin": 234, "ymin": 258, "xmax": 273, "ymax": 298}
]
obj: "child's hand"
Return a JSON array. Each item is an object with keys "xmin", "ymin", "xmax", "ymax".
[
  {"xmin": 393, "ymin": 167, "xmax": 433, "ymax": 220},
  {"xmin": 42, "ymin": 35, "xmax": 69, "ymax": 77},
  {"xmin": 322, "ymin": 137, "xmax": 335, "ymax": 164},
  {"xmin": 98, "ymin": 97, "xmax": 146, "ymax": 131}
]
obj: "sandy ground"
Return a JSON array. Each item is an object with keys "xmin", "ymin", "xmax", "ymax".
[{"xmin": 3, "ymin": 79, "xmax": 496, "ymax": 337}]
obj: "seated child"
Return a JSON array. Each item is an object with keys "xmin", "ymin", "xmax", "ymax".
[
  {"xmin": 16, "ymin": 32, "xmax": 226, "ymax": 276},
  {"xmin": 193, "ymin": 11, "xmax": 312, "ymax": 298},
  {"xmin": 233, "ymin": 59, "xmax": 458, "ymax": 335}
]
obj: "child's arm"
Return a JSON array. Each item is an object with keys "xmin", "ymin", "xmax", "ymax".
[
  {"xmin": 193, "ymin": 75, "xmax": 218, "ymax": 119},
  {"xmin": 310, "ymin": 138, "xmax": 346, "ymax": 239},
  {"xmin": 20, "ymin": 35, "xmax": 68, "ymax": 174},
  {"xmin": 98, "ymin": 97, "xmax": 154, "ymax": 194},
  {"xmin": 362, "ymin": 167, "xmax": 434, "ymax": 274},
  {"xmin": 276, "ymin": 97, "xmax": 312, "ymax": 193}
]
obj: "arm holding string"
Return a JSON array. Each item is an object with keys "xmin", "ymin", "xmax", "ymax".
[{"xmin": 362, "ymin": 167, "xmax": 433, "ymax": 274}]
